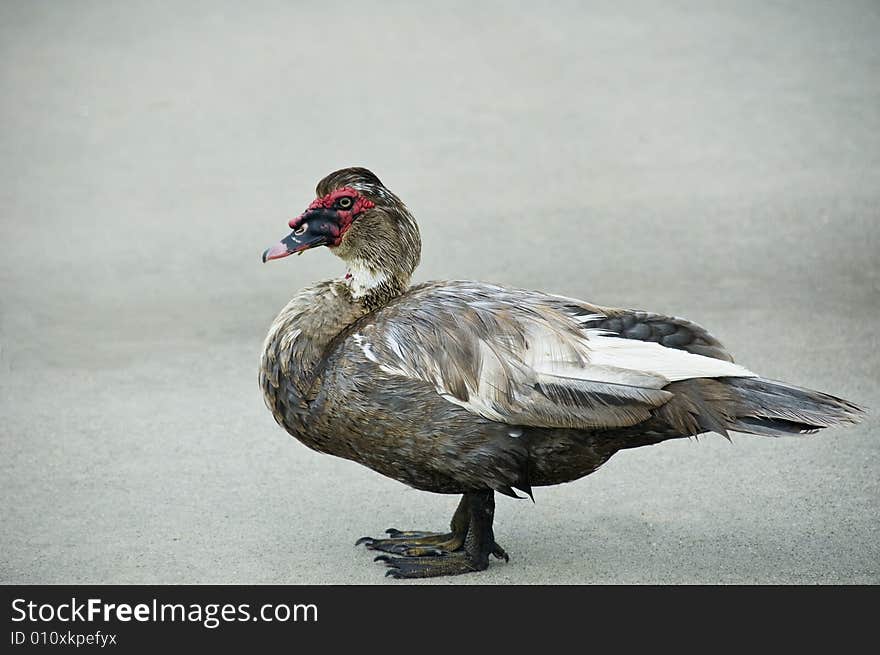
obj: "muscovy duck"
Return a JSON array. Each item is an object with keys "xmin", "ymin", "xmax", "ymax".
[{"xmin": 260, "ymin": 167, "xmax": 864, "ymax": 579}]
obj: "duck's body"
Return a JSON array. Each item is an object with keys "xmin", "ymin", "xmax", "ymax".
[
  {"xmin": 260, "ymin": 168, "xmax": 864, "ymax": 578},
  {"xmin": 262, "ymin": 279, "xmax": 614, "ymax": 496}
]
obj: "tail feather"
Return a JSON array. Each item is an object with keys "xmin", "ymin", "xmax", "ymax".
[
  {"xmin": 733, "ymin": 416, "xmax": 821, "ymax": 437},
  {"xmin": 725, "ymin": 377, "xmax": 865, "ymax": 437}
]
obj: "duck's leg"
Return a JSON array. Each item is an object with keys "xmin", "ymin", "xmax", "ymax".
[
  {"xmin": 355, "ymin": 495, "xmax": 470, "ymax": 556},
  {"xmin": 371, "ymin": 491, "xmax": 508, "ymax": 579}
]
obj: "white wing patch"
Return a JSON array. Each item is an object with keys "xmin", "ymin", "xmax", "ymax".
[{"xmin": 582, "ymin": 333, "xmax": 755, "ymax": 382}]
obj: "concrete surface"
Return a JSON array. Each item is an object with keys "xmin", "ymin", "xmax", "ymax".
[{"xmin": 1, "ymin": 0, "xmax": 878, "ymax": 584}]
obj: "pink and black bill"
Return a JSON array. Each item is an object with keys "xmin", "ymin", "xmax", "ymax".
[
  {"xmin": 261, "ymin": 214, "xmax": 337, "ymax": 262},
  {"xmin": 262, "ymin": 187, "xmax": 375, "ymax": 262}
]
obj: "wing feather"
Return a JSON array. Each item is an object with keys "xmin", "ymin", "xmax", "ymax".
[{"xmin": 352, "ymin": 282, "xmax": 753, "ymax": 429}]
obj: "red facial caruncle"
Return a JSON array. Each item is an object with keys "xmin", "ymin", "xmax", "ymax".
[
  {"xmin": 262, "ymin": 186, "xmax": 375, "ymax": 262},
  {"xmin": 288, "ymin": 187, "xmax": 375, "ymax": 247}
]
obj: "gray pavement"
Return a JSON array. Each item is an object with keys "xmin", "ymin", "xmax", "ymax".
[{"xmin": 1, "ymin": 0, "xmax": 878, "ymax": 584}]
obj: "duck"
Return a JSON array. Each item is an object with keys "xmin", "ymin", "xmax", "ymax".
[{"xmin": 260, "ymin": 167, "xmax": 864, "ymax": 579}]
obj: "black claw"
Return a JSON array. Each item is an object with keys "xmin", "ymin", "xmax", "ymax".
[
  {"xmin": 355, "ymin": 537, "xmax": 373, "ymax": 547},
  {"xmin": 385, "ymin": 528, "xmax": 402, "ymax": 536},
  {"xmin": 385, "ymin": 570, "xmax": 401, "ymax": 578},
  {"xmin": 491, "ymin": 544, "xmax": 510, "ymax": 562},
  {"xmin": 374, "ymin": 555, "xmax": 393, "ymax": 563}
]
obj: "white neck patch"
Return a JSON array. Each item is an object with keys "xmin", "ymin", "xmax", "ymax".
[{"xmin": 344, "ymin": 260, "xmax": 388, "ymax": 299}]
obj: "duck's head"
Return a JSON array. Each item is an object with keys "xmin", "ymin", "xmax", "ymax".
[{"xmin": 263, "ymin": 167, "xmax": 421, "ymax": 299}]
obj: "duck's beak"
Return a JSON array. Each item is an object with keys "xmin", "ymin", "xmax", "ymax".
[
  {"xmin": 261, "ymin": 231, "xmax": 315, "ymax": 262},
  {"xmin": 262, "ymin": 212, "xmax": 336, "ymax": 262}
]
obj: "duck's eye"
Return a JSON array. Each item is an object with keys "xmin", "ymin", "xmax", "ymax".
[
  {"xmin": 294, "ymin": 223, "xmax": 308, "ymax": 236},
  {"xmin": 337, "ymin": 197, "xmax": 353, "ymax": 209}
]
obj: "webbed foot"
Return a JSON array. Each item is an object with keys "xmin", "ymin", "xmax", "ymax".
[
  {"xmin": 355, "ymin": 529, "xmax": 464, "ymax": 556},
  {"xmin": 375, "ymin": 553, "xmax": 482, "ymax": 579},
  {"xmin": 356, "ymin": 491, "xmax": 508, "ymax": 578}
]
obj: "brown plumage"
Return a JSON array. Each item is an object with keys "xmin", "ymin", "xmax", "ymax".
[{"xmin": 260, "ymin": 167, "xmax": 865, "ymax": 578}]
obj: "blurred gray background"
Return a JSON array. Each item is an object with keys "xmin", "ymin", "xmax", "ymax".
[{"xmin": 1, "ymin": 0, "xmax": 877, "ymax": 584}]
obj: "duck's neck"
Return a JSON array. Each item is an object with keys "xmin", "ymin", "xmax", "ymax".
[{"xmin": 342, "ymin": 258, "xmax": 409, "ymax": 311}]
